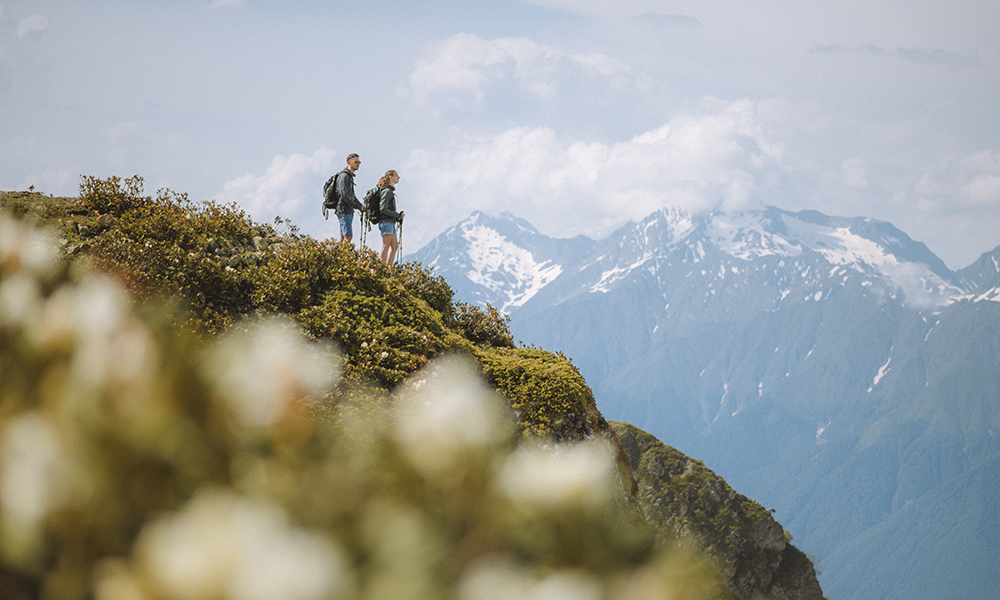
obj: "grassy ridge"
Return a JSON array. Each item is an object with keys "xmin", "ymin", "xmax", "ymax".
[{"xmin": 5, "ymin": 178, "xmax": 605, "ymax": 443}]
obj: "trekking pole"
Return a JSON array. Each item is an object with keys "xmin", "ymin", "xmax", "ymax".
[{"xmin": 397, "ymin": 219, "xmax": 403, "ymax": 264}]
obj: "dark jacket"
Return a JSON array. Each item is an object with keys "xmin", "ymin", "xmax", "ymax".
[
  {"xmin": 335, "ymin": 169, "xmax": 364, "ymax": 214},
  {"xmin": 379, "ymin": 185, "xmax": 401, "ymax": 223}
]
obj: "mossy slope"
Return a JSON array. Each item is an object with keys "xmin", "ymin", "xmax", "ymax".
[{"xmin": 612, "ymin": 421, "xmax": 825, "ymax": 600}]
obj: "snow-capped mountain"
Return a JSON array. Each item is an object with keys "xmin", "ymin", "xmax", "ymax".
[
  {"xmin": 415, "ymin": 205, "xmax": 967, "ymax": 320},
  {"xmin": 412, "ymin": 211, "xmax": 595, "ymax": 312},
  {"xmin": 411, "ymin": 205, "xmax": 1000, "ymax": 600}
]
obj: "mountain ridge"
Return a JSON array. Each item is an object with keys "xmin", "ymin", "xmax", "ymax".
[{"xmin": 411, "ymin": 204, "xmax": 1000, "ymax": 600}]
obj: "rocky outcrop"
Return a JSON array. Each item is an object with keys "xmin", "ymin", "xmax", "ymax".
[{"xmin": 611, "ymin": 421, "xmax": 825, "ymax": 600}]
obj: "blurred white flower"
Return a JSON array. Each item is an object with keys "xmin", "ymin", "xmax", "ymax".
[
  {"xmin": 137, "ymin": 489, "xmax": 349, "ymax": 600},
  {"xmin": 498, "ymin": 439, "xmax": 617, "ymax": 511},
  {"xmin": 458, "ymin": 557, "xmax": 531, "ymax": 600},
  {"xmin": 394, "ymin": 355, "xmax": 513, "ymax": 478},
  {"xmin": 206, "ymin": 319, "xmax": 340, "ymax": 429},
  {"xmin": 0, "ymin": 217, "xmax": 59, "ymax": 279},
  {"xmin": 0, "ymin": 273, "xmax": 41, "ymax": 327},
  {"xmin": 0, "ymin": 412, "xmax": 67, "ymax": 545},
  {"xmin": 73, "ymin": 274, "xmax": 128, "ymax": 341},
  {"xmin": 529, "ymin": 571, "xmax": 602, "ymax": 600},
  {"xmin": 61, "ymin": 275, "xmax": 134, "ymax": 389},
  {"xmin": 459, "ymin": 557, "xmax": 602, "ymax": 600}
]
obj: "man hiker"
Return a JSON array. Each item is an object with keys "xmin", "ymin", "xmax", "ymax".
[{"xmin": 333, "ymin": 153, "xmax": 364, "ymax": 244}]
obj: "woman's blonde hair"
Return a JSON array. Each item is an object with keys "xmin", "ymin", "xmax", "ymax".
[{"xmin": 377, "ymin": 170, "xmax": 398, "ymax": 188}]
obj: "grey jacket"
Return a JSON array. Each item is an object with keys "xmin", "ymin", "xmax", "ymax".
[
  {"xmin": 379, "ymin": 186, "xmax": 401, "ymax": 222},
  {"xmin": 335, "ymin": 169, "xmax": 364, "ymax": 214}
]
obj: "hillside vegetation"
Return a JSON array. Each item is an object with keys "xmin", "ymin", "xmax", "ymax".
[{"xmin": 0, "ymin": 180, "xmax": 820, "ymax": 600}]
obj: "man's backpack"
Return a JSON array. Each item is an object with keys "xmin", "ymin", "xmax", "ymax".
[
  {"xmin": 363, "ymin": 187, "xmax": 381, "ymax": 224},
  {"xmin": 322, "ymin": 173, "xmax": 340, "ymax": 220}
]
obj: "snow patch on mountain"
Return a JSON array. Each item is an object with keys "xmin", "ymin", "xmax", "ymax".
[
  {"xmin": 643, "ymin": 207, "xmax": 697, "ymax": 247},
  {"xmin": 590, "ymin": 255, "xmax": 654, "ymax": 293},
  {"xmin": 948, "ymin": 286, "xmax": 1000, "ymax": 305},
  {"xmin": 705, "ymin": 212, "xmax": 799, "ymax": 258},
  {"xmin": 673, "ymin": 210, "xmax": 960, "ymax": 307},
  {"xmin": 462, "ymin": 223, "xmax": 562, "ymax": 311}
]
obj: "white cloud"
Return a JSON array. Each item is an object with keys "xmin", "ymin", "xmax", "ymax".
[
  {"xmin": 914, "ymin": 149, "xmax": 1000, "ymax": 207},
  {"xmin": 403, "ymin": 97, "xmax": 788, "ymax": 245},
  {"xmin": 409, "ymin": 33, "xmax": 632, "ymax": 109},
  {"xmin": 16, "ymin": 15, "xmax": 48, "ymax": 37},
  {"xmin": 963, "ymin": 174, "xmax": 1000, "ymax": 205},
  {"xmin": 215, "ymin": 147, "xmax": 337, "ymax": 225},
  {"xmin": 884, "ymin": 261, "xmax": 958, "ymax": 309}
]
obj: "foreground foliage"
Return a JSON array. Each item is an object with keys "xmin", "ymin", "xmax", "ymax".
[{"xmin": 0, "ymin": 212, "xmax": 736, "ymax": 600}]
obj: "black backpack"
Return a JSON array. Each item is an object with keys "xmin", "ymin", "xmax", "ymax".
[
  {"xmin": 321, "ymin": 173, "xmax": 340, "ymax": 219},
  {"xmin": 363, "ymin": 187, "xmax": 382, "ymax": 224}
]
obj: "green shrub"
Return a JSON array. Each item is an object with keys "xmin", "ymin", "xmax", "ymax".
[
  {"xmin": 476, "ymin": 347, "xmax": 604, "ymax": 441},
  {"xmin": 395, "ymin": 261, "xmax": 455, "ymax": 317},
  {"xmin": 453, "ymin": 301, "xmax": 515, "ymax": 348},
  {"xmin": 79, "ymin": 174, "xmax": 149, "ymax": 216}
]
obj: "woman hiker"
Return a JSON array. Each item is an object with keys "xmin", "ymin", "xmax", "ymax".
[{"xmin": 377, "ymin": 169, "xmax": 404, "ymax": 264}]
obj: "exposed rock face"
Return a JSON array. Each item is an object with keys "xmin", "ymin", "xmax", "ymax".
[{"xmin": 611, "ymin": 421, "xmax": 824, "ymax": 600}]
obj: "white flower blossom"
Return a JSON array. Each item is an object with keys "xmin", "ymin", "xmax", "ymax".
[
  {"xmin": 137, "ymin": 489, "xmax": 349, "ymax": 600},
  {"xmin": 459, "ymin": 557, "xmax": 602, "ymax": 600},
  {"xmin": 0, "ymin": 412, "xmax": 68, "ymax": 548},
  {"xmin": 58, "ymin": 275, "xmax": 135, "ymax": 390},
  {"xmin": 0, "ymin": 273, "xmax": 41, "ymax": 327},
  {"xmin": 0, "ymin": 217, "xmax": 59, "ymax": 279},
  {"xmin": 498, "ymin": 439, "xmax": 617, "ymax": 511},
  {"xmin": 206, "ymin": 319, "xmax": 340, "ymax": 429},
  {"xmin": 394, "ymin": 355, "xmax": 513, "ymax": 478}
]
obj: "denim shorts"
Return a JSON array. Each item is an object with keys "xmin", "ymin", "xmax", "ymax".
[
  {"xmin": 337, "ymin": 213, "xmax": 354, "ymax": 237},
  {"xmin": 378, "ymin": 220, "xmax": 396, "ymax": 236}
]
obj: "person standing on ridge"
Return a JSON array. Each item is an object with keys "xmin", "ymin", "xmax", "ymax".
[
  {"xmin": 377, "ymin": 169, "xmax": 404, "ymax": 264},
  {"xmin": 334, "ymin": 153, "xmax": 364, "ymax": 244}
]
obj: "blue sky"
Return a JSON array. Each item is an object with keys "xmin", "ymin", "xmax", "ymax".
[{"xmin": 3, "ymin": 0, "xmax": 999, "ymax": 269}]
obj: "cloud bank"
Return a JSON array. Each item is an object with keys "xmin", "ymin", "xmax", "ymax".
[
  {"xmin": 408, "ymin": 33, "xmax": 636, "ymax": 113},
  {"xmin": 216, "ymin": 147, "xmax": 337, "ymax": 227},
  {"xmin": 403, "ymin": 98, "xmax": 789, "ymax": 243}
]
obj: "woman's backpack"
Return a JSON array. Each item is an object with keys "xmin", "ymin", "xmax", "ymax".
[{"xmin": 364, "ymin": 188, "xmax": 382, "ymax": 224}]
